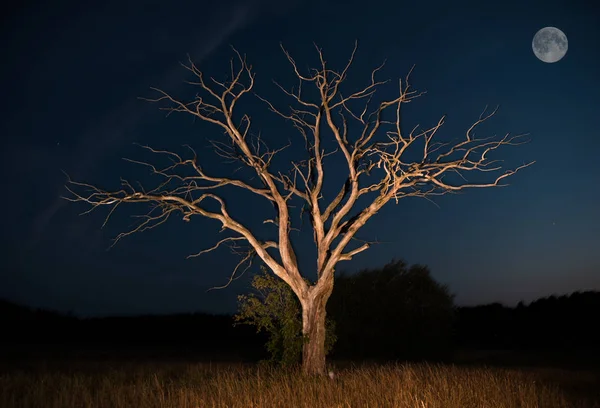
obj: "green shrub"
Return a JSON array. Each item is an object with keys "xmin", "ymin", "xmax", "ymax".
[{"xmin": 234, "ymin": 266, "xmax": 336, "ymax": 366}]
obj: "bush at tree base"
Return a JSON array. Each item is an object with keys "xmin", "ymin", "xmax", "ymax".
[{"xmin": 234, "ymin": 265, "xmax": 336, "ymax": 367}]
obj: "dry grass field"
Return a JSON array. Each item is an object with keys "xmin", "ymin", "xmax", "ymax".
[{"xmin": 1, "ymin": 359, "xmax": 599, "ymax": 408}]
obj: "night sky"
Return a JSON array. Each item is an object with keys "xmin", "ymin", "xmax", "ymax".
[{"xmin": 2, "ymin": 0, "xmax": 599, "ymax": 317}]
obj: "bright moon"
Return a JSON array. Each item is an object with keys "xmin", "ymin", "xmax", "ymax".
[{"xmin": 532, "ymin": 27, "xmax": 568, "ymax": 63}]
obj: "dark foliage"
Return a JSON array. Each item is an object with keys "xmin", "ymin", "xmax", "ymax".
[
  {"xmin": 455, "ymin": 291, "xmax": 600, "ymax": 351},
  {"xmin": 328, "ymin": 259, "xmax": 456, "ymax": 361}
]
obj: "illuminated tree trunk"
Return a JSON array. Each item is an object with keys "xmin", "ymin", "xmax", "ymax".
[{"xmin": 301, "ymin": 280, "xmax": 333, "ymax": 375}]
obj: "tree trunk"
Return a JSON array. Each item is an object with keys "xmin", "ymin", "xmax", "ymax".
[{"xmin": 301, "ymin": 283, "xmax": 333, "ymax": 375}]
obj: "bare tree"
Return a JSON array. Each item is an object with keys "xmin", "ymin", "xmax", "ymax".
[{"xmin": 64, "ymin": 43, "xmax": 533, "ymax": 375}]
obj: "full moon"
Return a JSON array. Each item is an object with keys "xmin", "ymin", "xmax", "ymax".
[{"xmin": 532, "ymin": 27, "xmax": 568, "ymax": 63}]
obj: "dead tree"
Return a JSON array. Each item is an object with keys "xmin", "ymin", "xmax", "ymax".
[{"xmin": 64, "ymin": 43, "xmax": 533, "ymax": 375}]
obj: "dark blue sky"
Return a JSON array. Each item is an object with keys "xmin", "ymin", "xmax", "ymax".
[{"xmin": 2, "ymin": 0, "xmax": 599, "ymax": 316}]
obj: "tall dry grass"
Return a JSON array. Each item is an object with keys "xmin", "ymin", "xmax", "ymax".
[{"xmin": 0, "ymin": 360, "xmax": 598, "ymax": 408}]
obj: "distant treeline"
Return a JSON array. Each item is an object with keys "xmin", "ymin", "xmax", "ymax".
[
  {"xmin": 1, "ymin": 274, "xmax": 599, "ymax": 364},
  {"xmin": 455, "ymin": 291, "xmax": 600, "ymax": 351},
  {"xmin": 0, "ymin": 302, "xmax": 268, "ymax": 361}
]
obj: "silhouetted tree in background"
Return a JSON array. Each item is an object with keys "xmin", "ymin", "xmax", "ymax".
[{"xmin": 328, "ymin": 259, "xmax": 456, "ymax": 361}]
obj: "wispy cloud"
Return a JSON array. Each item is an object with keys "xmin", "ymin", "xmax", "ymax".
[{"xmin": 29, "ymin": 0, "xmax": 270, "ymax": 248}]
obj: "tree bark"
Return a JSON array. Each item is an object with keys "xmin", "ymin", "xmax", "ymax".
[{"xmin": 301, "ymin": 281, "xmax": 333, "ymax": 375}]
